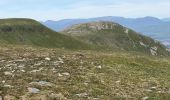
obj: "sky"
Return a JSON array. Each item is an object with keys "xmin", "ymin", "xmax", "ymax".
[{"xmin": 0, "ymin": 0, "xmax": 170, "ymax": 21}]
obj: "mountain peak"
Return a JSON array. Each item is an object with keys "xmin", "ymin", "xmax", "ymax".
[
  {"xmin": 135, "ymin": 16, "xmax": 162, "ymax": 23},
  {"xmin": 0, "ymin": 18, "xmax": 93, "ymax": 49},
  {"xmin": 62, "ymin": 21, "xmax": 169, "ymax": 56}
]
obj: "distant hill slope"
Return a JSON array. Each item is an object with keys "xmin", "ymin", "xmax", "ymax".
[
  {"xmin": 42, "ymin": 16, "xmax": 170, "ymax": 47},
  {"xmin": 0, "ymin": 18, "xmax": 93, "ymax": 49},
  {"xmin": 62, "ymin": 21, "xmax": 170, "ymax": 56}
]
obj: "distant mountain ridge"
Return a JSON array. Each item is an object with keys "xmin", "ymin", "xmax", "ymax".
[
  {"xmin": 42, "ymin": 16, "xmax": 170, "ymax": 48},
  {"xmin": 62, "ymin": 21, "xmax": 170, "ymax": 56}
]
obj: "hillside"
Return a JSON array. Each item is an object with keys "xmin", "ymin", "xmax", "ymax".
[
  {"xmin": 62, "ymin": 21, "xmax": 169, "ymax": 56},
  {"xmin": 0, "ymin": 18, "xmax": 92, "ymax": 49},
  {"xmin": 0, "ymin": 19, "xmax": 169, "ymax": 100},
  {"xmin": 0, "ymin": 46, "xmax": 170, "ymax": 99},
  {"xmin": 42, "ymin": 16, "xmax": 170, "ymax": 47}
]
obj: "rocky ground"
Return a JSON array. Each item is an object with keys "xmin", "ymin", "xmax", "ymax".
[{"xmin": 0, "ymin": 46, "xmax": 169, "ymax": 100}]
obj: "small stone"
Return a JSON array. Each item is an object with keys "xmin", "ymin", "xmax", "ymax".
[
  {"xmin": 28, "ymin": 87, "xmax": 40, "ymax": 93},
  {"xmin": 58, "ymin": 57, "xmax": 63, "ymax": 61},
  {"xmin": 21, "ymin": 70, "xmax": 25, "ymax": 72},
  {"xmin": 157, "ymin": 91, "xmax": 163, "ymax": 93},
  {"xmin": 2, "ymin": 80, "xmax": 5, "ymax": 84},
  {"xmin": 151, "ymin": 86, "xmax": 157, "ymax": 89},
  {"xmin": 58, "ymin": 73, "xmax": 63, "ymax": 77},
  {"xmin": 142, "ymin": 96, "xmax": 149, "ymax": 100},
  {"xmin": 18, "ymin": 64, "xmax": 25, "ymax": 68},
  {"xmin": 145, "ymin": 89, "xmax": 152, "ymax": 92},
  {"xmin": 49, "ymin": 93, "xmax": 67, "ymax": 100},
  {"xmin": 4, "ymin": 72, "xmax": 13, "ymax": 76},
  {"xmin": 62, "ymin": 72, "xmax": 70, "ymax": 76},
  {"xmin": 76, "ymin": 92, "xmax": 88, "ymax": 97},
  {"xmin": 39, "ymin": 81, "xmax": 53, "ymax": 86},
  {"xmin": 116, "ymin": 80, "xmax": 121, "ymax": 83},
  {"xmin": 58, "ymin": 57, "xmax": 64, "ymax": 64},
  {"xmin": 96, "ymin": 65, "xmax": 102, "ymax": 69},
  {"xmin": 150, "ymin": 86, "xmax": 157, "ymax": 91},
  {"xmin": 34, "ymin": 62, "xmax": 43, "ymax": 66},
  {"xmin": 45, "ymin": 57, "xmax": 51, "ymax": 61},
  {"xmin": 30, "ymin": 81, "xmax": 53, "ymax": 87},
  {"xmin": 4, "ymin": 85, "xmax": 13, "ymax": 88},
  {"xmin": 84, "ymin": 82, "xmax": 88, "ymax": 86}
]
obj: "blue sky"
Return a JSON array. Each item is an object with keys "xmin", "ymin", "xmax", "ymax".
[{"xmin": 0, "ymin": 0, "xmax": 170, "ymax": 20}]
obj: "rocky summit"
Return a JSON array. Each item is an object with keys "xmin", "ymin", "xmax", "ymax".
[{"xmin": 63, "ymin": 21, "xmax": 170, "ymax": 56}]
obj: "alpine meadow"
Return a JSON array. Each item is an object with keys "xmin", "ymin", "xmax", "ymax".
[{"xmin": 0, "ymin": 0, "xmax": 170, "ymax": 100}]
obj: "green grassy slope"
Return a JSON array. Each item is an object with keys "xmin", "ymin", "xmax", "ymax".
[
  {"xmin": 62, "ymin": 21, "xmax": 170, "ymax": 56},
  {"xmin": 0, "ymin": 18, "xmax": 93, "ymax": 49},
  {"xmin": 0, "ymin": 46, "xmax": 169, "ymax": 99}
]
